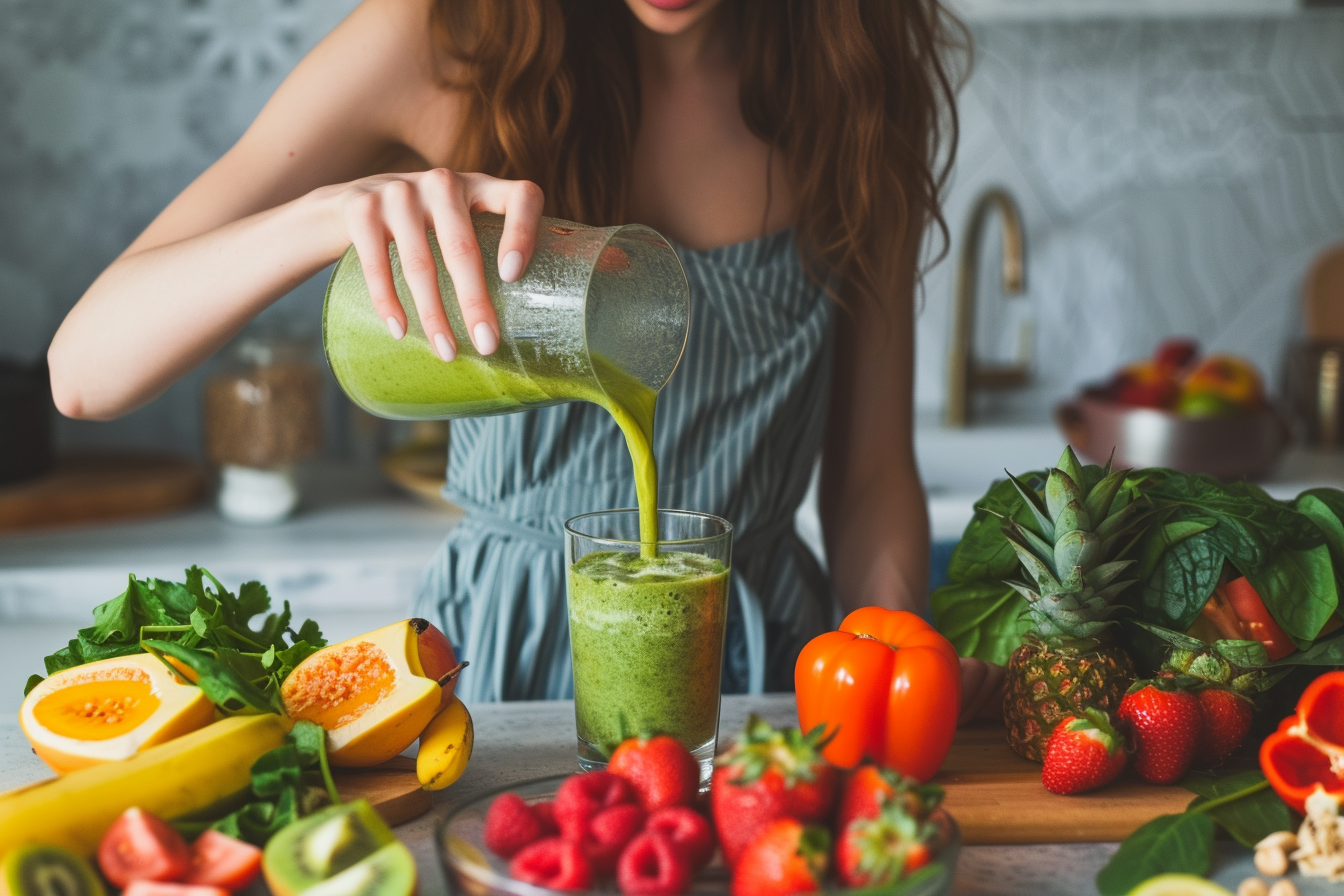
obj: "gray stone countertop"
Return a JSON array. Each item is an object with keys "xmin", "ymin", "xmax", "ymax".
[{"xmin": 2, "ymin": 694, "xmax": 1331, "ymax": 896}]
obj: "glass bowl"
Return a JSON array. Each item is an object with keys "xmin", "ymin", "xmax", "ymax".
[{"xmin": 437, "ymin": 774, "xmax": 960, "ymax": 896}]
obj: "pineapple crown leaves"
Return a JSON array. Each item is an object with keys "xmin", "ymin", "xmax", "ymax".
[
  {"xmin": 848, "ymin": 795, "xmax": 940, "ymax": 884},
  {"xmin": 715, "ymin": 714, "xmax": 833, "ymax": 787},
  {"xmin": 998, "ymin": 447, "xmax": 1148, "ymax": 641}
]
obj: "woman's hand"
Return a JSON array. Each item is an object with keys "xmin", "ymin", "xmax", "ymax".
[
  {"xmin": 327, "ymin": 169, "xmax": 545, "ymax": 362},
  {"xmin": 958, "ymin": 657, "xmax": 1006, "ymax": 725}
]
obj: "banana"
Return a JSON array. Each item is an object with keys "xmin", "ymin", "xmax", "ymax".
[
  {"xmin": 416, "ymin": 697, "xmax": 473, "ymax": 791},
  {"xmin": 0, "ymin": 713, "xmax": 289, "ymax": 858}
]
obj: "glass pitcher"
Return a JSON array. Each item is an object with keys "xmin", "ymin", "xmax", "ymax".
[{"xmin": 322, "ymin": 214, "xmax": 690, "ymax": 420}]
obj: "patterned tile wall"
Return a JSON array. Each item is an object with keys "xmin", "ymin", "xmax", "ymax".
[
  {"xmin": 2, "ymin": 4, "xmax": 1343, "ymax": 454},
  {"xmin": 917, "ymin": 13, "xmax": 1344, "ymax": 422}
]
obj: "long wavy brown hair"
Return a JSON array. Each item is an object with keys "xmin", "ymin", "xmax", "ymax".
[{"xmin": 431, "ymin": 0, "xmax": 968, "ymax": 311}]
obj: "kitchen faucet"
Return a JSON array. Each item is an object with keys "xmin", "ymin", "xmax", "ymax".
[{"xmin": 945, "ymin": 187, "xmax": 1030, "ymax": 428}]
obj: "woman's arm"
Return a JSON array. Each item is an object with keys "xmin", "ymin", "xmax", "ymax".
[
  {"xmin": 819, "ymin": 271, "xmax": 928, "ymax": 616},
  {"xmin": 48, "ymin": 0, "xmax": 542, "ymax": 420},
  {"xmin": 819, "ymin": 255, "xmax": 1004, "ymax": 722}
]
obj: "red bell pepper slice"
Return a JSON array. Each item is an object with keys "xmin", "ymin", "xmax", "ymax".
[{"xmin": 1260, "ymin": 670, "xmax": 1344, "ymax": 813}]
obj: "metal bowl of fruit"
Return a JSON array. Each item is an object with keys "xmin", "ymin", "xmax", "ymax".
[
  {"xmin": 437, "ymin": 774, "xmax": 960, "ymax": 895},
  {"xmin": 1056, "ymin": 340, "xmax": 1292, "ymax": 480}
]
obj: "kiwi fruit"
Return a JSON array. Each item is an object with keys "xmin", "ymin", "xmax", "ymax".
[
  {"xmin": 298, "ymin": 844, "xmax": 415, "ymax": 896},
  {"xmin": 1, "ymin": 845, "xmax": 105, "ymax": 896},
  {"xmin": 263, "ymin": 800, "xmax": 400, "ymax": 896}
]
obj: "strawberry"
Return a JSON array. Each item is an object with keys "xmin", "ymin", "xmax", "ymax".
[
  {"xmin": 581, "ymin": 803, "xmax": 645, "ymax": 876},
  {"xmin": 730, "ymin": 818, "xmax": 829, "ymax": 896},
  {"xmin": 835, "ymin": 764, "xmax": 942, "ymax": 833},
  {"xmin": 836, "ymin": 796, "xmax": 936, "ymax": 888},
  {"xmin": 644, "ymin": 807, "xmax": 714, "ymax": 870},
  {"xmin": 483, "ymin": 792, "xmax": 546, "ymax": 858},
  {"xmin": 554, "ymin": 772, "xmax": 636, "ymax": 840},
  {"xmin": 1041, "ymin": 710, "xmax": 1127, "ymax": 795},
  {"xmin": 609, "ymin": 735, "xmax": 701, "ymax": 812},
  {"xmin": 711, "ymin": 716, "xmax": 837, "ymax": 869},
  {"xmin": 1118, "ymin": 679, "xmax": 1201, "ymax": 784},
  {"xmin": 508, "ymin": 837, "xmax": 593, "ymax": 891},
  {"xmin": 1193, "ymin": 687, "xmax": 1254, "ymax": 767},
  {"xmin": 616, "ymin": 832, "xmax": 692, "ymax": 896}
]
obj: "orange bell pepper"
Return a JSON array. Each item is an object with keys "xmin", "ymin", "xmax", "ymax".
[
  {"xmin": 794, "ymin": 607, "xmax": 961, "ymax": 783},
  {"xmin": 1260, "ymin": 670, "xmax": 1344, "ymax": 813}
]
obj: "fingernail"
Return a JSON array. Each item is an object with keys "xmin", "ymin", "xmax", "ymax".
[
  {"xmin": 499, "ymin": 250, "xmax": 524, "ymax": 283},
  {"xmin": 386, "ymin": 317, "xmax": 405, "ymax": 340},
  {"xmin": 473, "ymin": 322, "xmax": 499, "ymax": 355},
  {"xmin": 433, "ymin": 333, "xmax": 456, "ymax": 363}
]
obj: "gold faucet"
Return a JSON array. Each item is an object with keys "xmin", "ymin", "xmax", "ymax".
[{"xmin": 945, "ymin": 187, "xmax": 1030, "ymax": 428}]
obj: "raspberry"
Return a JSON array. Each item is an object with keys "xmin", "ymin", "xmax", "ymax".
[
  {"xmin": 554, "ymin": 772, "xmax": 636, "ymax": 840},
  {"xmin": 583, "ymin": 803, "xmax": 646, "ymax": 876},
  {"xmin": 616, "ymin": 832, "xmax": 692, "ymax": 896},
  {"xmin": 645, "ymin": 806, "xmax": 714, "ymax": 869},
  {"xmin": 509, "ymin": 837, "xmax": 593, "ymax": 891},
  {"xmin": 533, "ymin": 800, "xmax": 559, "ymax": 836},
  {"xmin": 483, "ymin": 792, "xmax": 545, "ymax": 859}
]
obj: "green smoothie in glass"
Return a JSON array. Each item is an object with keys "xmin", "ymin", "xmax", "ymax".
[{"xmin": 567, "ymin": 549, "xmax": 730, "ymax": 760}]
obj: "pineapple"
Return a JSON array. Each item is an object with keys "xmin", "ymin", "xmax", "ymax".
[{"xmin": 1001, "ymin": 447, "xmax": 1141, "ymax": 761}]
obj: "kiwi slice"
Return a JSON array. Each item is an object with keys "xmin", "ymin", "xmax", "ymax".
[
  {"xmin": 263, "ymin": 800, "xmax": 397, "ymax": 896},
  {"xmin": 1, "ymin": 845, "xmax": 105, "ymax": 896},
  {"xmin": 299, "ymin": 843, "xmax": 415, "ymax": 896}
]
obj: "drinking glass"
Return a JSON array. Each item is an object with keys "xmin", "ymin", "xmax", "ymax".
[
  {"xmin": 323, "ymin": 213, "xmax": 689, "ymax": 420},
  {"xmin": 563, "ymin": 509, "xmax": 733, "ymax": 786}
]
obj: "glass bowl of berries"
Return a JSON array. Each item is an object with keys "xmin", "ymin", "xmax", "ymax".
[{"xmin": 436, "ymin": 770, "xmax": 960, "ymax": 896}]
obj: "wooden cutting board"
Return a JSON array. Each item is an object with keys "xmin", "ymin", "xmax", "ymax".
[
  {"xmin": 935, "ymin": 722, "xmax": 1194, "ymax": 844},
  {"xmin": 334, "ymin": 756, "xmax": 432, "ymax": 827},
  {"xmin": 0, "ymin": 453, "xmax": 206, "ymax": 532}
]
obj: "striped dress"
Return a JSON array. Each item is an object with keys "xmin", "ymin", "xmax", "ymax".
[{"xmin": 414, "ymin": 229, "xmax": 836, "ymax": 702}]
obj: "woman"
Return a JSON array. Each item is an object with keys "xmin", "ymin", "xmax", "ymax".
[{"xmin": 48, "ymin": 0, "xmax": 1004, "ymax": 717}]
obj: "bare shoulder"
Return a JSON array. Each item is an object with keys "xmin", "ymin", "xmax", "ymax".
[{"xmin": 257, "ymin": 0, "xmax": 462, "ymax": 163}]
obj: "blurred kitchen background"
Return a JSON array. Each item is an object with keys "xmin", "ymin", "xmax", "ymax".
[{"xmin": 2, "ymin": 0, "xmax": 1344, "ymax": 707}]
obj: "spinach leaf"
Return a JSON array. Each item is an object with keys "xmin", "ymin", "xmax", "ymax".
[
  {"xmin": 1181, "ymin": 770, "xmax": 1292, "ymax": 849},
  {"xmin": 1095, "ymin": 812, "xmax": 1214, "ymax": 896},
  {"xmin": 946, "ymin": 475, "xmax": 1043, "ymax": 584},
  {"xmin": 929, "ymin": 581, "xmax": 1026, "ymax": 666},
  {"xmin": 23, "ymin": 674, "xmax": 43, "ymax": 696},
  {"xmin": 1146, "ymin": 474, "xmax": 1323, "ymax": 566},
  {"xmin": 1241, "ymin": 545, "xmax": 1338, "ymax": 645},
  {"xmin": 1271, "ymin": 630, "xmax": 1344, "ymax": 666},
  {"xmin": 1134, "ymin": 530, "xmax": 1223, "ymax": 630}
]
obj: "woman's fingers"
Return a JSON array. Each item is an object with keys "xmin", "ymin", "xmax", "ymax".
[
  {"xmin": 382, "ymin": 179, "xmax": 458, "ymax": 362},
  {"xmin": 484, "ymin": 178, "xmax": 544, "ymax": 284},
  {"xmin": 421, "ymin": 169, "xmax": 499, "ymax": 355},
  {"xmin": 343, "ymin": 191, "xmax": 406, "ymax": 340}
]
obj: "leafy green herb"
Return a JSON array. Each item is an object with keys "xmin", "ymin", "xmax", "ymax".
[
  {"xmin": 1181, "ymin": 770, "xmax": 1293, "ymax": 848},
  {"xmin": 1097, "ymin": 769, "xmax": 1292, "ymax": 896},
  {"xmin": 30, "ymin": 566, "xmax": 325, "ymax": 709},
  {"xmin": 1240, "ymin": 545, "xmax": 1338, "ymax": 646},
  {"xmin": 1095, "ymin": 812, "xmax": 1214, "ymax": 896},
  {"xmin": 175, "ymin": 720, "xmax": 340, "ymax": 847},
  {"xmin": 1271, "ymin": 629, "xmax": 1344, "ymax": 666},
  {"xmin": 929, "ymin": 581, "xmax": 1028, "ymax": 666}
]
